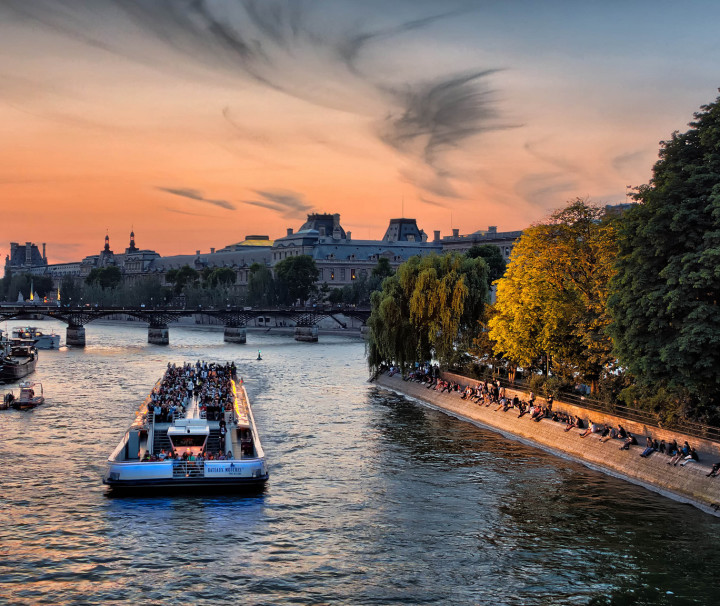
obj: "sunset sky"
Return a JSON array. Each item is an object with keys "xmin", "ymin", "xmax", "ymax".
[{"xmin": 2, "ymin": 0, "xmax": 720, "ymax": 265}]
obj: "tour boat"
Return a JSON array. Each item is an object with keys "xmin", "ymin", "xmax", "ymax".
[
  {"xmin": 12, "ymin": 326, "xmax": 61, "ymax": 349},
  {"xmin": 103, "ymin": 364, "xmax": 269, "ymax": 490},
  {"xmin": 9, "ymin": 381, "xmax": 44, "ymax": 410}
]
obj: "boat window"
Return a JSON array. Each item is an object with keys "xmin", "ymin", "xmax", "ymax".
[{"xmin": 170, "ymin": 435, "xmax": 207, "ymax": 448}]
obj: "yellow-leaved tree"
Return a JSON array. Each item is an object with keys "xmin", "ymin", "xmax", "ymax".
[{"xmin": 488, "ymin": 199, "xmax": 617, "ymax": 392}]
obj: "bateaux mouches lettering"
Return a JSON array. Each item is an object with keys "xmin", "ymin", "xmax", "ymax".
[{"xmin": 205, "ymin": 464, "xmax": 244, "ymax": 475}]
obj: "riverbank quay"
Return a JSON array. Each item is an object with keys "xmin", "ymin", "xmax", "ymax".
[{"xmin": 375, "ymin": 372, "xmax": 720, "ymax": 517}]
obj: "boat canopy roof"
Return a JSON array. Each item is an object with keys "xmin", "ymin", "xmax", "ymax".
[{"xmin": 167, "ymin": 419, "xmax": 210, "ymax": 436}]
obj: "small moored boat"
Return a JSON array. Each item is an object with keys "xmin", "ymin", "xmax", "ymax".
[
  {"xmin": 12, "ymin": 327, "xmax": 61, "ymax": 349},
  {"xmin": 0, "ymin": 339, "xmax": 38, "ymax": 382},
  {"xmin": 103, "ymin": 361, "xmax": 268, "ymax": 490},
  {"xmin": 10, "ymin": 381, "xmax": 44, "ymax": 410}
]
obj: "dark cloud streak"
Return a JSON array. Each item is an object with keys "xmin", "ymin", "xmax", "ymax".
[{"xmin": 157, "ymin": 186, "xmax": 235, "ymax": 210}]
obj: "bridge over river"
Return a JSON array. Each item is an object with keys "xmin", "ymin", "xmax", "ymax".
[{"xmin": 0, "ymin": 305, "xmax": 371, "ymax": 346}]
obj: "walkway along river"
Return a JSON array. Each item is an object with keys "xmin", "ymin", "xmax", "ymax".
[
  {"xmin": 376, "ymin": 371, "xmax": 720, "ymax": 517},
  {"xmin": 1, "ymin": 320, "xmax": 720, "ymax": 605}
]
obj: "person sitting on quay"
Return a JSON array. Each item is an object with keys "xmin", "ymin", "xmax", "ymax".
[
  {"xmin": 639, "ymin": 437, "xmax": 656, "ymax": 458},
  {"xmin": 619, "ymin": 433, "xmax": 638, "ymax": 450},
  {"xmin": 680, "ymin": 446, "xmax": 699, "ymax": 467},
  {"xmin": 599, "ymin": 426, "xmax": 619, "ymax": 443},
  {"xmin": 706, "ymin": 462, "xmax": 720, "ymax": 478},
  {"xmin": 668, "ymin": 441, "xmax": 691, "ymax": 465},
  {"xmin": 580, "ymin": 421, "xmax": 605, "ymax": 438}
]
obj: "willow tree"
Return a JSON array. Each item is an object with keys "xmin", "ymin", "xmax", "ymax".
[
  {"xmin": 367, "ymin": 252, "xmax": 489, "ymax": 372},
  {"xmin": 489, "ymin": 199, "xmax": 618, "ymax": 391}
]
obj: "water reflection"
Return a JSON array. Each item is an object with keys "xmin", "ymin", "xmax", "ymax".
[{"xmin": 1, "ymin": 320, "xmax": 720, "ymax": 605}]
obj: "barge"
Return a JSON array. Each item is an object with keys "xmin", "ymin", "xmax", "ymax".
[{"xmin": 103, "ymin": 362, "xmax": 268, "ymax": 490}]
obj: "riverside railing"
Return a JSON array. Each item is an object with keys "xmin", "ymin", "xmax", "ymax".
[{"xmin": 442, "ymin": 372, "xmax": 720, "ymax": 443}]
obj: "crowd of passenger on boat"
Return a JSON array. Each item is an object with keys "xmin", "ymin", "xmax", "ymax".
[
  {"xmin": 141, "ymin": 449, "xmax": 234, "ymax": 462},
  {"xmin": 384, "ymin": 366, "xmax": 718, "ymax": 477},
  {"xmin": 149, "ymin": 360, "xmax": 237, "ymax": 424}
]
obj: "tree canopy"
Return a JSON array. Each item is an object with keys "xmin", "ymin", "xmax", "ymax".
[
  {"xmin": 368, "ymin": 252, "xmax": 489, "ymax": 371},
  {"xmin": 85, "ymin": 266, "xmax": 122, "ymax": 290},
  {"xmin": 608, "ymin": 94, "xmax": 720, "ymax": 419},
  {"xmin": 273, "ymin": 255, "xmax": 319, "ymax": 305},
  {"xmin": 247, "ymin": 263, "xmax": 275, "ymax": 306},
  {"xmin": 489, "ymin": 199, "xmax": 617, "ymax": 391},
  {"xmin": 165, "ymin": 265, "xmax": 199, "ymax": 294},
  {"xmin": 466, "ymin": 244, "xmax": 507, "ymax": 288}
]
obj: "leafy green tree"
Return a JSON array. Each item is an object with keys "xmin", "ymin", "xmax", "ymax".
[
  {"xmin": 466, "ymin": 244, "xmax": 507, "ymax": 288},
  {"xmin": 85, "ymin": 266, "xmax": 122, "ymax": 290},
  {"xmin": 608, "ymin": 94, "xmax": 720, "ymax": 421},
  {"xmin": 206, "ymin": 267, "xmax": 236, "ymax": 288},
  {"xmin": 165, "ymin": 265, "xmax": 199, "ymax": 295},
  {"xmin": 273, "ymin": 255, "xmax": 319, "ymax": 305},
  {"xmin": 368, "ymin": 252, "xmax": 489, "ymax": 371},
  {"xmin": 368, "ymin": 256, "xmax": 394, "ymax": 293},
  {"xmin": 247, "ymin": 263, "xmax": 275, "ymax": 306},
  {"xmin": 489, "ymin": 199, "xmax": 618, "ymax": 392}
]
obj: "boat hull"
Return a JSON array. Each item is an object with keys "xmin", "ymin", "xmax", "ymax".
[
  {"xmin": 0, "ymin": 357, "xmax": 36, "ymax": 382},
  {"xmin": 103, "ymin": 460, "xmax": 269, "ymax": 490}
]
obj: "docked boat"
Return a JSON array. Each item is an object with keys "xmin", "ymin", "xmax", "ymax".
[
  {"xmin": 103, "ymin": 362, "xmax": 268, "ymax": 490},
  {"xmin": 9, "ymin": 381, "xmax": 44, "ymax": 410},
  {"xmin": 12, "ymin": 326, "xmax": 60, "ymax": 349},
  {"xmin": 0, "ymin": 338, "xmax": 38, "ymax": 382}
]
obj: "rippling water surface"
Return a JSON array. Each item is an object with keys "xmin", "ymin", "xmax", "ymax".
[{"xmin": 1, "ymin": 320, "xmax": 719, "ymax": 605}]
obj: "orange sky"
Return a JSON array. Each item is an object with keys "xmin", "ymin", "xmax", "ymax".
[{"xmin": 2, "ymin": 1, "xmax": 719, "ymax": 265}]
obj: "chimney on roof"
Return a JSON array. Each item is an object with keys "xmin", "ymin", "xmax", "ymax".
[
  {"xmin": 196, "ymin": 250, "xmax": 200, "ymax": 256},
  {"xmin": 452, "ymin": 228, "xmax": 459, "ymax": 237},
  {"xmin": 319, "ymin": 226, "xmax": 326, "ymax": 237},
  {"xmin": 42, "ymin": 243, "xmax": 46, "ymax": 261},
  {"xmin": 287, "ymin": 228, "xmax": 293, "ymax": 236},
  {"xmin": 210, "ymin": 247, "xmax": 215, "ymax": 254},
  {"xmin": 488, "ymin": 226, "xmax": 497, "ymax": 234},
  {"xmin": 433, "ymin": 230, "xmax": 440, "ymax": 243},
  {"xmin": 346, "ymin": 231, "xmax": 351, "ymax": 241}
]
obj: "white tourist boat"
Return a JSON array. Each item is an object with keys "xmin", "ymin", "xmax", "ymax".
[
  {"xmin": 103, "ymin": 363, "xmax": 268, "ymax": 490},
  {"xmin": 12, "ymin": 327, "xmax": 61, "ymax": 349}
]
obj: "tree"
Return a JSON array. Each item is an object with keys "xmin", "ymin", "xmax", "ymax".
[
  {"xmin": 489, "ymin": 199, "xmax": 618, "ymax": 392},
  {"xmin": 247, "ymin": 263, "xmax": 275, "ymax": 306},
  {"xmin": 368, "ymin": 252, "xmax": 489, "ymax": 371},
  {"xmin": 368, "ymin": 256, "xmax": 394, "ymax": 293},
  {"xmin": 273, "ymin": 255, "xmax": 319, "ymax": 305},
  {"xmin": 608, "ymin": 94, "xmax": 720, "ymax": 421},
  {"xmin": 206, "ymin": 267, "xmax": 236, "ymax": 288},
  {"xmin": 85, "ymin": 266, "xmax": 122, "ymax": 289},
  {"xmin": 165, "ymin": 265, "xmax": 199, "ymax": 294},
  {"xmin": 466, "ymin": 244, "xmax": 507, "ymax": 288}
]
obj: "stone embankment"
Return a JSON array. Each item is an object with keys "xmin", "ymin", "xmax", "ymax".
[{"xmin": 375, "ymin": 373, "xmax": 720, "ymax": 517}]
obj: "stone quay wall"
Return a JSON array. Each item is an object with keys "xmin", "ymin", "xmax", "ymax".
[{"xmin": 375, "ymin": 373, "xmax": 720, "ymax": 517}]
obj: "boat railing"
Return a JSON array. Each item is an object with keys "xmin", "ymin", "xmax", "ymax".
[{"xmin": 172, "ymin": 460, "xmax": 205, "ymax": 478}]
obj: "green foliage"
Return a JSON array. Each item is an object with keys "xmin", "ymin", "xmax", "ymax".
[
  {"xmin": 489, "ymin": 199, "xmax": 618, "ymax": 391},
  {"xmin": 608, "ymin": 94, "xmax": 720, "ymax": 420},
  {"xmin": 205, "ymin": 267, "xmax": 236, "ymax": 288},
  {"xmin": 85, "ymin": 266, "xmax": 122, "ymax": 289},
  {"xmin": 367, "ymin": 252, "xmax": 489, "ymax": 371},
  {"xmin": 165, "ymin": 265, "xmax": 199, "ymax": 294},
  {"xmin": 247, "ymin": 263, "xmax": 275, "ymax": 306},
  {"xmin": 273, "ymin": 255, "xmax": 319, "ymax": 305},
  {"xmin": 466, "ymin": 244, "xmax": 507, "ymax": 287}
]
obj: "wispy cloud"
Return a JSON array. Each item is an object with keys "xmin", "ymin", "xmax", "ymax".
[
  {"xmin": 164, "ymin": 206, "xmax": 211, "ymax": 218},
  {"xmin": 241, "ymin": 189, "xmax": 313, "ymax": 218},
  {"xmin": 2, "ymin": 0, "xmax": 509, "ymax": 200},
  {"xmin": 157, "ymin": 187, "xmax": 235, "ymax": 210}
]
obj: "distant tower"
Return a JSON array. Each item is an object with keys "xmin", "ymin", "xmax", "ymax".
[
  {"xmin": 128, "ymin": 229, "xmax": 138, "ymax": 252},
  {"xmin": 104, "ymin": 233, "xmax": 111, "ymax": 253}
]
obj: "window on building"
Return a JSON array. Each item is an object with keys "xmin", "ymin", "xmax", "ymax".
[
  {"xmin": 340, "ymin": 268, "xmax": 346, "ymax": 281},
  {"xmin": 330, "ymin": 270, "xmax": 335, "ymax": 280},
  {"xmin": 351, "ymin": 269, "xmax": 356, "ymax": 280}
]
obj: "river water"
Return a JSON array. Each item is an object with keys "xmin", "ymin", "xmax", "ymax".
[{"xmin": 0, "ymin": 320, "xmax": 718, "ymax": 605}]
